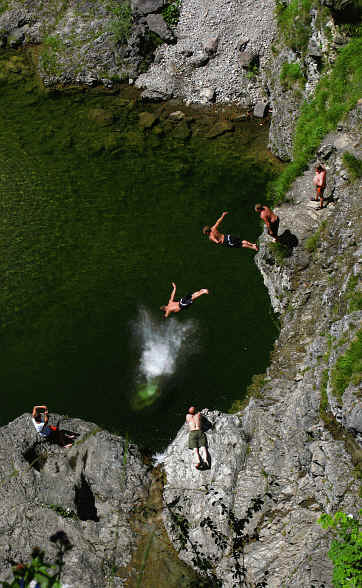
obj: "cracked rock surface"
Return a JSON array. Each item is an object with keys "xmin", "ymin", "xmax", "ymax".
[
  {"xmin": 0, "ymin": 414, "xmax": 151, "ymax": 587},
  {"xmin": 161, "ymin": 106, "xmax": 361, "ymax": 587}
]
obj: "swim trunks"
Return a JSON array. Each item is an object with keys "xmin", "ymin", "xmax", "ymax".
[
  {"xmin": 178, "ymin": 294, "xmax": 193, "ymax": 310},
  {"xmin": 269, "ymin": 217, "xmax": 279, "ymax": 238},
  {"xmin": 188, "ymin": 429, "xmax": 207, "ymax": 450},
  {"xmin": 316, "ymin": 186, "xmax": 325, "ymax": 196},
  {"xmin": 223, "ymin": 234, "xmax": 241, "ymax": 248}
]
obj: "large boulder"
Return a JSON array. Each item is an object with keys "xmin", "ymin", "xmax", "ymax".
[
  {"xmin": 130, "ymin": 0, "xmax": 165, "ymax": 15},
  {"xmin": 0, "ymin": 414, "xmax": 151, "ymax": 587},
  {"xmin": 146, "ymin": 14, "xmax": 175, "ymax": 42}
]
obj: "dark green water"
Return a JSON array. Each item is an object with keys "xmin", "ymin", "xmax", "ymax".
[{"xmin": 0, "ymin": 50, "xmax": 280, "ymax": 450}]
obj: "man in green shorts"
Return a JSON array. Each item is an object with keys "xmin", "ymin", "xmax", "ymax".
[{"xmin": 186, "ymin": 406, "xmax": 210, "ymax": 470}]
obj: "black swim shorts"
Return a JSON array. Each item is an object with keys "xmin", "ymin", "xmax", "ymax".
[
  {"xmin": 223, "ymin": 234, "xmax": 241, "ymax": 248},
  {"xmin": 269, "ymin": 217, "xmax": 279, "ymax": 237},
  {"xmin": 179, "ymin": 294, "xmax": 193, "ymax": 310}
]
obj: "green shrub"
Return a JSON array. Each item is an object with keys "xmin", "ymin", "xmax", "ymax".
[
  {"xmin": 305, "ymin": 220, "xmax": 327, "ymax": 252},
  {"xmin": 342, "ymin": 151, "xmax": 362, "ymax": 182},
  {"xmin": 108, "ymin": 1, "xmax": 132, "ymax": 44},
  {"xmin": 331, "ymin": 330, "xmax": 362, "ymax": 401},
  {"xmin": 269, "ymin": 241, "xmax": 291, "ymax": 263},
  {"xmin": 345, "ymin": 274, "xmax": 362, "ymax": 312},
  {"xmin": 0, "ymin": 0, "xmax": 9, "ymax": 14},
  {"xmin": 270, "ymin": 37, "xmax": 362, "ymax": 204},
  {"xmin": 318, "ymin": 510, "xmax": 362, "ymax": 588},
  {"xmin": 162, "ymin": 0, "xmax": 181, "ymax": 28},
  {"xmin": 275, "ymin": 0, "xmax": 313, "ymax": 53},
  {"xmin": 280, "ymin": 62, "xmax": 306, "ymax": 89}
]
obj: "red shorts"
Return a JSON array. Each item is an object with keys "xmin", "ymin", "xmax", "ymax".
[
  {"xmin": 316, "ymin": 186, "xmax": 325, "ymax": 196},
  {"xmin": 49, "ymin": 425, "xmax": 57, "ymax": 432}
]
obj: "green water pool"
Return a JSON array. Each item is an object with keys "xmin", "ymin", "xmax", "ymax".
[{"xmin": 0, "ymin": 50, "xmax": 280, "ymax": 450}]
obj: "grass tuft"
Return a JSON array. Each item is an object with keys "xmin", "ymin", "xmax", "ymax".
[
  {"xmin": 280, "ymin": 62, "xmax": 306, "ymax": 90},
  {"xmin": 331, "ymin": 330, "xmax": 362, "ymax": 402},
  {"xmin": 342, "ymin": 151, "xmax": 362, "ymax": 182}
]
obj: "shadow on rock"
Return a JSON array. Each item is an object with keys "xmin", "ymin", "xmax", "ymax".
[{"xmin": 278, "ymin": 229, "xmax": 299, "ymax": 253}]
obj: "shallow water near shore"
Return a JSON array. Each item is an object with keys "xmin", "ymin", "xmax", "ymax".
[{"xmin": 0, "ymin": 50, "xmax": 281, "ymax": 450}]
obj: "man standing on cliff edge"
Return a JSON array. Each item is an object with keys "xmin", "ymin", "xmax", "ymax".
[
  {"xmin": 186, "ymin": 406, "xmax": 210, "ymax": 470},
  {"xmin": 254, "ymin": 203, "xmax": 280, "ymax": 242}
]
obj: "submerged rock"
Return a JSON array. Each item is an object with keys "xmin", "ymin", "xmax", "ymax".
[
  {"xmin": 87, "ymin": 108, "xmax": 114, "ymax": 126},
  {"xmin": 138, "ymin": 110, "xmax": 158, "ymax": 129},
  {"xmin": 206, "ymin": 120, "xmax": 234, "ymax": 138}
]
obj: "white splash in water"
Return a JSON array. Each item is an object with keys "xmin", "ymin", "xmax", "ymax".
[
  {"xmin": 133, "ymin": 307, "xmax": 196, "ymax": 382},
  {"xmin": 152, "ymin": 450, "xmax": 168, "ymax": 466}
]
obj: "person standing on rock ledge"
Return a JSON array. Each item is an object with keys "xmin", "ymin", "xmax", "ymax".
[
  {"xmin": 32, "ymin": 405, "xmax": 74, "ymax": 448},
  {"xmin": 311, "ymin": 163, "xmax": 327, "ymax": 209},
  {"xmin": 186, "ymin": 406, "xmax": 210, "ymax": 470},
  {"xmin": 254, "ymin": 204, "xmax": 280, "ymax": 242},
  {"xmin": 202, "ymin": 211, "xmax": 258, "ymax": 251},
  {"xmin": 160, "ymin": 282, "xmax": 209, "ymax": 318}
]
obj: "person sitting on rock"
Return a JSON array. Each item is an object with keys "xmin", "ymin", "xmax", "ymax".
[
  {"xmin": 160, "ymin": 282, "xmax": 208, "ymax": 318},
  {"xmin": 311, "ymin": 163, "xmax": 327, "ymax": 209},
  {"xmin": 186, "ymin": 406, "xmax": 210, "ymax": 470},
  {"xmin": 32, "ymin": 405, "xmax": 74, "ymax": 448},
  {"xmin": 254, "ymin": 204, "xmax": 279, "ymax": 242},
  {"xmin": 202, "ymin": 211, "xmax": 258, "ymax": 251}
]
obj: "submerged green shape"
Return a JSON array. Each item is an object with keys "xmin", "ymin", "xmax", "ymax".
[{"xmin": 131, "ymin": 383, "xmax": 160, "ymax": 411}]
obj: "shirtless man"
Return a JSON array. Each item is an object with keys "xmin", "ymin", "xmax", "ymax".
[
  {"xmin": 160, "ymin": 282, "xmax": 208, "ymax": 318},
  {"xmin": 202, "ymin": 211, "xmax": 258, "ymax": 251},
  {"xmin": 254, "ymin": 204, "xmax": 279, "ymax": 242},
  {"xmin": 311, "ymin": 164, "xmax": 327, "ymax": 209},
  {"xmin": 186, "ymin": 406, "xmax": 209, "ymax": 470},
  {"xmin": 32, "ymin": 405, "xmax": 74, "ymax": 447}
]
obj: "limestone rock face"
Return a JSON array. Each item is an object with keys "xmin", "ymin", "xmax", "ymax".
[
  {"xmin": 0, "ymin": 414, "xmax": 151, "ymax": 587},
  {"xmin": 161, "ymin": 107, "xmax": 361, "ymax": 587}
]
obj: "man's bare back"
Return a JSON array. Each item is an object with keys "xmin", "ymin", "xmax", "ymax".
[
  {"xmin": 186, "ymin": 410, "xmax": 202, "ymax": 430},
  {"xmin": 254, "ymin": 204, "xmax": 280, "ymax": 242}
]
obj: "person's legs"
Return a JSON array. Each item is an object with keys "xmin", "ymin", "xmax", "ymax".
[
  {"xmin": 318, "ymin": 187, "xmax": 324, "ymax": 209},
  {"xmin": 191, "ymin": 289, "xmax": 209, "ymax": 301},
  {"xmin": 268, "ymin": 217, "xmax": 280, "ymax": 242},
  {"xmin": 193, "ymin": 447, "xmax": 202, "ymax": 468},
  {"xmin": 242, "ymin": 240, "xmax": 258, "ymax": 251},
  {"xmin": 200, "ymin": 446, "xmax": 210, "ymax": 467}
]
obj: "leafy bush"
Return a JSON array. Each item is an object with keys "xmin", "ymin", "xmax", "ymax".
[
  {"xmin": 280, "ymin": 62, "xmax": 306, "ymax": 89},
  {"xmin": 342, "ymin": 151, "xmax": 362, "ymax": 182},
  {"xmin": 108, "ymin": 1, "xmax": 132, "ymax": 44},
  {"xmin": 318, "ymin": 510, "xmax": 362, "ymax": 588},
  {"xmin": 275, "ymin": 0, "xmax": 313, "ymax": 53},
  {"xmin": 162, "ymin": 0, "xmax": 181, "ymax": 28},
  {"xmin": 331, "ymin": 330, "xmax": 362, "ymax": 401},
  {"xmin": 269, "ymin": 241, "xmax": 291, "ymax": 263},
  {"xmin": 270, "ymin": 37, "xmax": 362, "ymax": 204},
  {"xmin": 2, "ymin": 533, "xmax": 72, "ymax": 588}
]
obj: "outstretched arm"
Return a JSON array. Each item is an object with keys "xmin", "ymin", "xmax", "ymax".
[
  {"xmin": 32, "ymin": 405, "xmax": 47, "ymax": 417},
  {"xmin": 211, "ymin": 211, "xmax": 228, "ymax": 231},
  {"xmin": 168, "ymin": 282, "xmax": 177, "ymax": 303}
]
